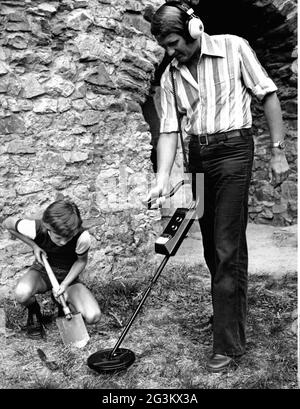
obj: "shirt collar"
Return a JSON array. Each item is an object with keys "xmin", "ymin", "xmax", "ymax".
[
  {"xmin": 171, "ymin": 32, "xmax": 225, "ymax": 68},
  {"xmin": 201, "ymin": 32, "xmax": 225, "ymax": 57}
]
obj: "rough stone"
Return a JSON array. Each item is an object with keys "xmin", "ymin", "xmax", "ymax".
[
  {"xmin": 20, "ymin": 74, "xmax": 45, "ymax": 99},
  {"xmin": 57, "ymin": 97, "xmax": 72, "ymax": 113},
  {"xmin": 272, "ymin": 202, "xmax": 288, "ymax": 214},
  {"xmin": 0, "ymin": 47, "xmax": 7, "ymax": 60},
  {"xmin": 71, "ymin": 82, "xmax": 87, "ymax": 99},
  {"xmin": 7, "ymin": 12, "xmax": 25, "ymax": 22},
  {"xmin": 52, "ymin": 55, "xmax": 77, "ymax": 79},
  {"xmin": 281, "ymin": 180, "xmax": 297, "ymax": 200},
  {"xmin": 44, "ymin": 75, "xmax": 75, "ymax": 97},
  {"xmin": 33, "ymin": 98, "xmax": 58, "ymax": 113},
  {"xmin": 62, "ymin": 151, "xmax": 89, "ymax": 163},
  {"xmin": 66, "ymin": 9, "xmax": 93, "ymax": 31},
  {"xmin": 0, "ymin": 78, "xmax": 8, "ymax": 93},
  {"xmin": 5, "ymin": 22, "xmax": 31, "ymax": 32},
  {"xmin": 123, "ymin": 52, "xmax": 154, "ymax": 73},
  {"xmin": 123, "ymin": 13, "xmax": 151, "ymax": 36},
  {"xmin": 281, "ymin": 100, "xmax": 297, "ymax": 116},
  {"xmin": 6, "ymin": 139, "xmax": 35, "ymax": 154},
  {"xmin": 80, "ymin": 110, "xmax": 100, "ymax": 126},
  {"xmin": 0, "ymin": 115, "xmax": 26, "ymax": 134},
  {"xmin": 74, "ymin": 34, "xmax": 114, "ymax": 62},
  {"xmin": 74, "ymin": 0, "xmax": 88, "ymax": 8},
  {"xmin": 16, "ymin": 180, "xmax": 44, "ymax": 195},
  {"xmin": 37, "ymin": 152, "xmax": 66, "ymax": 172},
  {"xmin": 84, "ymin": 64, "xmax": 115, "ymax": 88},
  {"xmin": 28, "ymin": 3, "xmax": 58, "ymax": 16},
  {"xmin": 0, "ymin": 308, "xmax": 6, "ymax": 336},
  {"xmin": 291, "ymin": 59, "xmax": 297, "ymax": 74},
  {"xmin": 71, "ymin": 99, "xmax": 88, "ymax": 111},
  {"xmin": 255, "ymin": 183, "xmax": 275, "ymax": 202},
  {"xmin": 53, "ymin": 111, "xmax": 78, "ymax": 130},
  {"xmin": 0, "ymin": 61, "xmax": 9, "ymax": 75},
  {"xmin": 23, "ymin": 111, "xmax": 53, "ymax": 133},
  {"xmin": 70, "ymin": 125, "xmax": 86, "ymax": 134},
  {"xmin": 7, "ymin": 35, "xmax": 28, "ymax": 49},
  {"xmin": 24, "ymin": 49, "xmax": 53, "ymax": 66},
  {"xmin": 8, "ymin": 98, "xmax": 32, "ymax": 112}
]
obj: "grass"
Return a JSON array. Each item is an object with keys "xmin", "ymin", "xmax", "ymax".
[{"xmin": 0, "ymin": 258, "xmax": 297, "ymax": 389}]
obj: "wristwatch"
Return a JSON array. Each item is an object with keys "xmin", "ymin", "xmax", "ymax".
[{"xmin": 271, "ymin": 141, "xmax": 286, "ymax": 150}]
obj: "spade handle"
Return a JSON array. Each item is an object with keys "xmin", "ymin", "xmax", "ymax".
[{"xmin": 41, "ymin": 254, "xmax": 72, "ymax": 320}]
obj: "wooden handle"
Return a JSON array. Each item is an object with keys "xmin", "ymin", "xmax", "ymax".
[
  {"xmin": 41, "ymin": 254, "xmax": 60, "ymax": 291},
  {"xmin": 41, "ymin": 254, "xmax": 72, "ymax": 319}
]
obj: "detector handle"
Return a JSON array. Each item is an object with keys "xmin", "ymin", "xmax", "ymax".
[{"xmin": 146, "ymin": 179, "xmax": 187, "ymax": 209}]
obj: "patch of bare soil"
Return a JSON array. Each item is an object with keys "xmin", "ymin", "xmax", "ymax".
[{"xmin": 0, "ymin": 260, "xmax": 297, "ymax": 389}]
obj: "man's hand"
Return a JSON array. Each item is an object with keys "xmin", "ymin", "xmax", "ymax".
[
  {"xmin": 146, "ymin": 173, "xmax": 170, "ymax": 209},
  {"xmin": 33, "ymin": 245, "xmax": 47, "ymax": 264},
  {"xmin": 269, "ymin": 151, "xmax": 289, "ymax": 188}
]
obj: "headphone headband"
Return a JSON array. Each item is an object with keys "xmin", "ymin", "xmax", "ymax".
[{"xmin": 165, "ymin": 1, "xmax": 204, "ymax": 39}]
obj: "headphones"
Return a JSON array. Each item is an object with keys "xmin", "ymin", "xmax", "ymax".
[{"xmin": 166, "ymin": 1, "xmax": 204, "ymax": 39}]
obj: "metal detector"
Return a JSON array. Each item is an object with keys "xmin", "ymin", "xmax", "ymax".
[{"xmin": 87, "ymin": 177, "xmax": 203, "ymax": 374}]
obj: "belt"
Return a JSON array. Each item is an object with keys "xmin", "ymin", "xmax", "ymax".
[{"xmin": 190, "ymin": 129, "xmax": 251, "ymax": 146}]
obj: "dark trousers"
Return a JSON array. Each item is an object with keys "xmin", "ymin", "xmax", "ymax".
[{"xmin": 189, "ymin": 130, "xmax": 254, "ymax": 356}]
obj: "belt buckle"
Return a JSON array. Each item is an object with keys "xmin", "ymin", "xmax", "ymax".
[{"xmin": 199, "ymin": 134, "xmax": 209, "ymax": 146}]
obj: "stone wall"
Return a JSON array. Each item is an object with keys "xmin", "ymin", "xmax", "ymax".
[
  {"xmin": 0, "ymin": 0, "xmax": 163, "ymax": 294},
  {"xmin": 247, "ymin": 0, "xmax": 297, "ymax": 225},
  {"xmin": 0, "ymin": 0, "xmax": 297, "ymax": 295}
]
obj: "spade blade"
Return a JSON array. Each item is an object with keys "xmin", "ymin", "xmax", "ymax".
[{"xmin": 56, "ymin": 313, "xmax": 89, "ymax": 348}]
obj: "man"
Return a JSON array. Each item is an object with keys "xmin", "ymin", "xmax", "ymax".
[
  {"xmin": 143, "ymin": 1, "xmax": 200, "ymax": 171},
  {"xmin": 147, "ymin": 1, "xmax": 289, "ymax": 372}
]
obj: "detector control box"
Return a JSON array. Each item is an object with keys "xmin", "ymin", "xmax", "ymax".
[{"xmin": 155, "ymin": 207, "xmax": 196, "ymax": 256}]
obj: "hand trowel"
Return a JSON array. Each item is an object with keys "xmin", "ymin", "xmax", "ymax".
[{"xmin": 41, "ymin": 254, "xmax": 90, "ymax": 348}]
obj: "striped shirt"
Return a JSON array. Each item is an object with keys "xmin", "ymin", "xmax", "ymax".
[{"xmin": 159, "ymin": 33, "xmax": 277, "ymax": 135}]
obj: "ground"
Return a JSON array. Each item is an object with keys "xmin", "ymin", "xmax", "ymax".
[
  {"xmin": 0, "ymin": 222, "xmax": 298, "ymax": 389},
  {"xmin": 176, "ymin": 222, "xmax": 297, "ymax": 277}
]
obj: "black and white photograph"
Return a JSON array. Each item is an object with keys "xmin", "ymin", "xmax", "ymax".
[{"xmin": 0, "ymin": 0, "xmax": 298, "ymax": 394}]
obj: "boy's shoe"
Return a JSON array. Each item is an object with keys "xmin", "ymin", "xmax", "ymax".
[
  {"xmin": 26, "ymin": 321, "xmax": 46, "ymax": 339},
  {"xmin": 26, "ymin": 300, "xmax": 46, "ymax": 339}
]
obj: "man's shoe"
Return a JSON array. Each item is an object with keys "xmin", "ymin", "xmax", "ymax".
[{"xmin": 207, "ymin": 354, "xmax": 233, "ymax": 373}]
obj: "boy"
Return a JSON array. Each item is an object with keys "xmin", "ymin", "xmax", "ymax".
[{"xmin": 3, "ymin": 200, "xmax": 101, "ymax": 338}]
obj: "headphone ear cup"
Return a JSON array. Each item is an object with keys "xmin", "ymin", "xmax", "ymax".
[{"xmin": 188, "ymin": 17, "xmax": 204, "ymax": 39}]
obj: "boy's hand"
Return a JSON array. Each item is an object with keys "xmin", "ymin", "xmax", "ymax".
[
  {"xmin": 33, "ymin": 244, "xmax": 47, "ymax": 264},
  {"xmin": 52, "ymin": 282, "xmax": 67, "ymax": 300}
]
